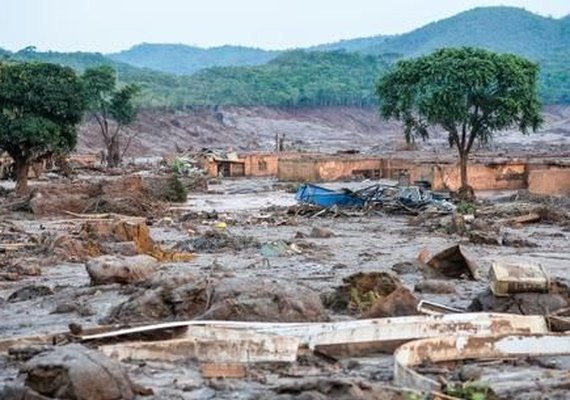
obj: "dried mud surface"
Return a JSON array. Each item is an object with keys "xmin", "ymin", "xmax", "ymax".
[{"xmin": 1, "ymin": 178, "xmax": 570, "ymax": 399}]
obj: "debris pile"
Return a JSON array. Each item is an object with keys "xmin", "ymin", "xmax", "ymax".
[
  {"xmin": 24, "ymin": 175, "xmax": 168, "ymax": 218},
  {"xmin": 51, "ymin": 217, "xmax": 194, "ymax": 262},
  {"xmin": 177, "ymin": 229, "xmax": 260, "ymax": 253},
  {"xmin": 296, "ymin": 183, "xmax": 455, "ymax": 215}
]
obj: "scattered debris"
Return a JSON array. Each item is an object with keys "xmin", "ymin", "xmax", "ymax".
[
  {"xmin": 178, "ymin": 229, "xmax": 259, "ymax": 253},
  {"xmin": 260, "ymin": 240, "xmax": 301, "ymax": 257}
]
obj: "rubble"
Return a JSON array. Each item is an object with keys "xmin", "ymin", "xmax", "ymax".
[
  {"xmin": 26, "ymin": 175, "xmax": 168, "ymax": 218},
  {"xmin": 178, "ymin": 229, "xmax": 259, "ymax": 253},
  {"xmin": 296, "ymin": 183, "xmax": 456, "ymax": 215}
]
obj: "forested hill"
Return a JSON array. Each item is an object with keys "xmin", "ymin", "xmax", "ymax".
[
  {"xmin": 123, "ymin": 51, "xmax": 388, "ymax": 108},
  {"xmin": 359, "ymin": 7, "xmax": 569, "ymax": 58},
  {"xmin": 109, "ymin": 44, "xmax": 278, "ymax": 75},
  {"xmin": 1, "ymin": 6, "xmax": 569, "ymax": 107}
]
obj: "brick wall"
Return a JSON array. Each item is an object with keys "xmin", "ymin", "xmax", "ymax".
[{"xmin": 528, "ymin": 168, "xmax": 570, "ymax": 196}]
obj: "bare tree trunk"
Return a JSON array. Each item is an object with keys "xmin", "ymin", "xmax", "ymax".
[
  {"xmin": 14, "ymin": 158, "xmax": 30, "ymax": 196},
  {"xmin": 106, "ymin": 137, "xmax": 121, "ymax": 168},
  {"xmin": 460, "ymin": 153, "xmax": 469, "ymax": 190}
]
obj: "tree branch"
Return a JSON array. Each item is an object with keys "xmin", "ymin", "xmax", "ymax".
[{"xmin": 92, "ymin": 113, "xmax": 109, "ymax": 143}]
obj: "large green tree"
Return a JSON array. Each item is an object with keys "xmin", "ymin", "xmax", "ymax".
[
  {"xmin": 0, "ymin": 62, "xmax": 85, "ymax": 194},
  {"xmin": 82, "ymin": 65, "xmax": 139, "ymax": 168},
  {"xmin": 376, "ymin": 47, "xmax": 543, "ymax": 194}
]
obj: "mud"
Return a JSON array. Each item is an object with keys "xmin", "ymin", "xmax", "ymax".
[{"xmin": 1, "ymin": 177, "xmax": 570, "ymax": 399}]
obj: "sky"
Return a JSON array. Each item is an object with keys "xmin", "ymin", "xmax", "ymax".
[{"xmin": 1, "ymin": 0, "xmax": 569, "ymax": 53}]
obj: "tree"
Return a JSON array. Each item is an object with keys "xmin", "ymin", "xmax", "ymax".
[
  {"xmin": 82, "ymin": 65, "xmax": 139, "ymax": 167},
  {"xmin": 0, "ymin": 62, "xmax": 85, "ymax": 194},
  {"xmin": 376, "ymin": 47, "xmax": 542, "ymax": 195}
]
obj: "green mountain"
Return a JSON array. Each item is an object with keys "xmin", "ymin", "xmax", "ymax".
[
  {"xmin": 126, "ymin": 50, "xmax": 388, "ymax": 108},
  {"xmin": 361, "ymin": 7, "xmax": 569, "ymax": 58},
  {"xmin": 311, "ymin": 35, "xmax": 389, "ymax": 52},
  {"xmin": 1, "ymin": 6, "xmax": 569, "ymax": 106},
  {"xmin": 108, "ymin": 43, "xmax": 278, "ymax": 75}
]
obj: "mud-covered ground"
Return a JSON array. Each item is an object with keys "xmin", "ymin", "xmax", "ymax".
[{"xmin": 1, "ymin": 178, "xmax": 570, "ymax": 399}]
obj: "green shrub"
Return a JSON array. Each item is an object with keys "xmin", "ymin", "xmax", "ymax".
[{"xmin": 164, "ymin": 174, "xmax": 188, "ymax": 202}]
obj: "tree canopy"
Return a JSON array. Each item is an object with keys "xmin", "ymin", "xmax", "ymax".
[
  {"xmin": 377, "ymin": 47, "xmax": 543, "ymax": 192},
  {"xmin": 82, "ymin": 65, "xmax": 139, "ymax": 167},
  {"xmin": 0, "ymin": 62, "xmax": 85, "ymax": 193}
]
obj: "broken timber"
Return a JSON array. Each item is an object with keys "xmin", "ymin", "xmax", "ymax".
[
  {"xmin": 0, "ymin": 314, "xmax": 548, "ymax": 366},
  {"xmin": 394, "ymin": 333, "xmax": 570, "ymax": 392}
]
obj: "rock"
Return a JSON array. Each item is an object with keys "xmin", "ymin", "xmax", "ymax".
[
  {"xmin": 361, "ymin": 286, "xmax": 419, "ymax": 318},
  {"xmin": 86, "ymin": 254, "xmax": 158, "ymax": 285},
  {"xmin": 6, "ymin": 262, "xmax": 41, "ymax": 277},
  {"xmin": 23, "ymin": 344, "xmax": 136, "ymax": 400},
  {"xmin": 0, "ymin": 385, "xmax": 50, "ymax": 400},
  {"xmin": 502, "ymin": 232, "xmax": 538, "ymax": 248},
  {"xmin": 269, "ymin": 378, "xmax": 401, "ymax": 400},
  {"xmin": 309, "ymin": 227, "xmax": 335, "ymax": 239},
  {"xmin": 415, "ymin": 279, "xmax": 457, "ymax": 294},
  {"xmin": 391, "ymin": 261, "xmax": 419, "ymax": 275},
  {"xmin": 200, "ymin": 278, "xmax": 329, "ymax": 322},
  {"xmin": 469, "ymin": 230, "xmax": 502, "ymax": 245},
  {"xmin": 468, "ymin": 289, "xmax": 568, "ymax": 315},
  {"xmin": 8, "ymin": 286, "xmax": 53, "ymax": 303},
  {"xmin": 105, "ymin": 277, "xmax": 328, "ymax": 324},
  {"xmin": 8, "ymin": 345, "xmax": 53, "ymax": 362},
  {"xmin": 323, "ymin": 272, "xmax": 401, "ymax": 315},
  {"xmin": 459, "ymin": 364, "xmax": 483, "ymax": 381},
  {"xmin": 51, "ymin": 301, "xmax": 95, "ymax": 316}
]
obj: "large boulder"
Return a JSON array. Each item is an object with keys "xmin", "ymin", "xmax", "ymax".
[
  {"xmin": 22, "ymin": 344, "xmax": 135, "ymax": 400},
  {"xmin": 104, "ymin": 277, "xmax": 328, "ymax": 324},
  {"xmin": 199, "ymin": 278, "xmax": 329, "ymax": 322},
  {"xmin": 86, "ymin": 255, "xmax": 158, "ymax": 285}
]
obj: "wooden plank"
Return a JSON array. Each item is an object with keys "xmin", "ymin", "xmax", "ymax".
[
  {"xmin": 201, "ymin": 363, "xmax": 246, "ymax": 379},
  {"xmin": 99, "ymin": 329, "xmax": 300, "ymax": 363}
]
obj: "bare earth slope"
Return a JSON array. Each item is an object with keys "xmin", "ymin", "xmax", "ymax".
[{"xmin": 77, "ymin": 106, "xmax": 570, "ymax": 157}]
